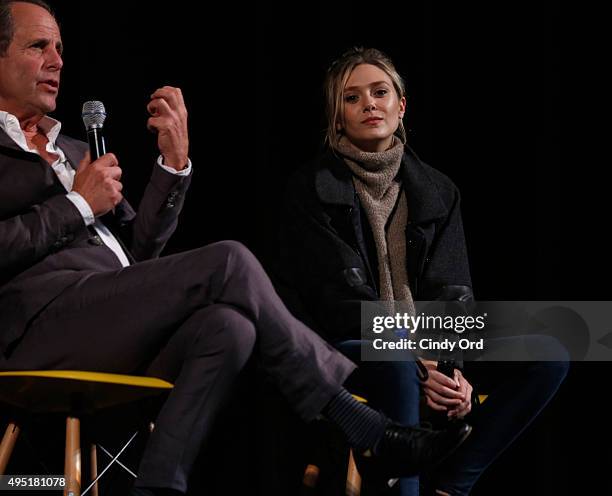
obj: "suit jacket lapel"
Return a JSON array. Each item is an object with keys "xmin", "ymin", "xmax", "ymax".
[
  {"xmin": 0, "ymin": 127, "xmax": 20, "ymax": 152},
  {"xmin": 56, "ymin": 134, "xmax": 85, "ymax": 171}
]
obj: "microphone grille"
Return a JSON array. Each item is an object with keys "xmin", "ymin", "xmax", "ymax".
[{"xmin": 82, "ymin": 100, "xmax": 106, "ymax": 129}]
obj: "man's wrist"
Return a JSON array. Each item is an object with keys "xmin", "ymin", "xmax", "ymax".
[
  {"xmin": 162, "ymin": 154, "xmax": 188, "ymax": 170},
  {"xmin": 157, "ymin": 155, "xmax": 191, "ymax": 176}
]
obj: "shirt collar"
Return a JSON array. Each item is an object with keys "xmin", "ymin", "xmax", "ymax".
[{"xmin": 0, "ymin": 111, "xmax": 62, "ymax": 147}]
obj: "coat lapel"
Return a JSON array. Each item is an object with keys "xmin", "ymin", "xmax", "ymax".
[
  {"xmin": 0, "ymin": 127, "xmax": 21, "ymax": 152},
  {"xmin": 314, "ymin": 150, "xmax": 377, "ymax": 288},
  {"xmin": 56, "ymin": 134, "xmax": 86, "ymax": 171},
  {"xmin": 314, "ymin": 150, "xmax": 360, "ymax": 242},
  {"xmin": 401, "ymin": 146, "xmax": 448, "ymax": 224}
]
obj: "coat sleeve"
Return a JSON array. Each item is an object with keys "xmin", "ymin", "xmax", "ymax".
[
  {"xmin": 57, "ymin": 133, "xmax": 192, "ymax": 263},
  {"xmin": 128, "ymin": 164, "xmax": 192, "ymax": 261}
]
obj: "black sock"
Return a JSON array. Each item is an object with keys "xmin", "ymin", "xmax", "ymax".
[{"xmin": 322, "ymin": 388, "xmax": 388, "ymax": 452}]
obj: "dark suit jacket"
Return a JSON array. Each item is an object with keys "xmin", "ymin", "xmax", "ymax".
[{"xmin": 0, "ymin": 128, "xmax": 191, "ymax": 354}]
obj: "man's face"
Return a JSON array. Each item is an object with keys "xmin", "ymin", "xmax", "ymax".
[{"xmin": 0, "ymin": 2, "xmax": 63, "ymax": 122}]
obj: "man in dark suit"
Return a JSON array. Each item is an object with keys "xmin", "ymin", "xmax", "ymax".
[{"xmin": 0, "ymin": 1, "xmax": 471, "ymax": 495}]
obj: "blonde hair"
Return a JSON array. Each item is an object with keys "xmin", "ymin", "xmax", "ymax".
[{"xmin": 324, "ymin": 47, "xmax": 407, "ymax": 147}]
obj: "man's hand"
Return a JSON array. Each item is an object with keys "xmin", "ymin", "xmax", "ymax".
[
  {"xmin": 420, "ymin": 359, "xmax": 470, "ymax": 417},
  {"xmin": 147, "ymin": 86, "xmax": 189, "ymax": 171},
  {"xmin": 72, "ymin": 152, "xmax": 123, "ymax": 217}
]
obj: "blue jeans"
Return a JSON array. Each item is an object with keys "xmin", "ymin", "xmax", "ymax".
[
  {"xmin": 336, "ymin": 335, "xmax": 569, "ymax": 496},
  {"xmin": 431, "ymin": 335, "xmax": 569, "ymax": 495}
]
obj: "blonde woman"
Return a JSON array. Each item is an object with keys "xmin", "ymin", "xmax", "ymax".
[{"xmin": 279, "ymin": 47, "xmax": 568, "ymax": 495}]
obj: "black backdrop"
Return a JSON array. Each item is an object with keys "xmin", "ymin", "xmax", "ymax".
[
  {"xmin": 46, "ymin": 0, "xmax": 569, "ymax": 298},
  {"xmin": 33, "ymin": 0, "xmax": 611, "ymax": 493}
]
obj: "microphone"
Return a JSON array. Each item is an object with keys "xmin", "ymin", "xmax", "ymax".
[
  {"xmin": 81, "ymin": 100, "xmax": 117, "ymax": 218},
  {"xmin": 81, "ymin": 100, "xmax": 107, "ymax": 160}
]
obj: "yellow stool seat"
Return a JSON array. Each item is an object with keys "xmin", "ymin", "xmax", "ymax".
[
  {"xmin": 0, "ymin": 370, "xmax": 174, "ymax": 495},
  {"xmin": 0, "ymin": 370, "xmax": 173, "ymax": 412}
]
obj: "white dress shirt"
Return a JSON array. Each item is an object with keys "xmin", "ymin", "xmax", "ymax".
[{"xmin": 0, "ymin": 111, "xmax": 191, "ymax": 267}]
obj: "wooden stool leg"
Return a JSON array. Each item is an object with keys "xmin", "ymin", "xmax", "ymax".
[
  {"xmin": 64, "ymin": 416, "xmax": 81, "ymax": 496},
  {"xmin": 0, "ymin": 422, "xmax": 20, "ymax": 474},
  {"xmin": 303, "ymin": 463, "xmax": 320, "ymax": 489},
  {"xmin": 346, "ymin": 449, "xmax": 361, "ymax": 496},
  {"xmin": 90, "ymin": 444, "xmax": 99, "ymax": 496}
]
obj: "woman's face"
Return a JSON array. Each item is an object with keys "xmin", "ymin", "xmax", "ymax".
[{"xmin": 340, "ymin": 63, "xmax": 406, "ymax": 152}]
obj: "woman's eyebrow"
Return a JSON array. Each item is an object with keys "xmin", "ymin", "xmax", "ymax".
[{"xmin": 344, "ymin": 81, "xmax": 391, "ymax": 91}]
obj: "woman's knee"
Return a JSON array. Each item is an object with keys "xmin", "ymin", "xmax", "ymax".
[
  {"xmin": 523, "ymin": 335, "xmax": 570, "ymax": 384},
  {"xmin": 382, "ymin": 359, "xmax": 421, "ymax": 389}
]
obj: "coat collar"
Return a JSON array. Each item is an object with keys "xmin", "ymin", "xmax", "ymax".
[{"xmin": 314, "ymin": 145, "xmax": 448, "ymax": 223}]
